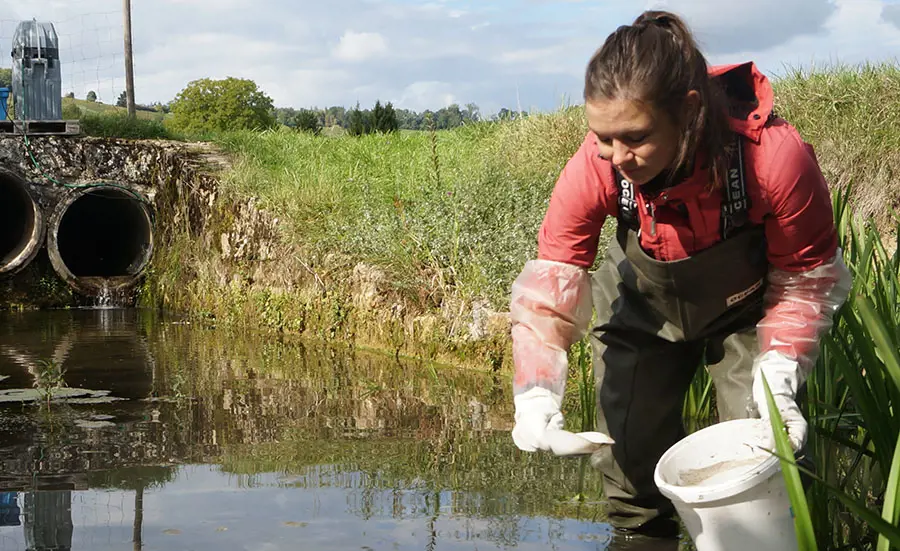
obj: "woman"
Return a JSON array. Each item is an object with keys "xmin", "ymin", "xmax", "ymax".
[{"xmin": 509, "ymin": 9, "xmax": 852, "ymax": 542}]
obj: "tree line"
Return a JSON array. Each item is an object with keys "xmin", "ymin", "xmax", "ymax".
[
  {"xmin": 273, "ymin": 101, "xmax": 500, "ymax": 133},
  {"xmin": 1, "ymin": 74, "xmax": 530, "ymax": 135}
]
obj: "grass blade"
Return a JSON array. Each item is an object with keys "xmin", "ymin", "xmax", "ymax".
[
  {"xmin": 762, "ymin": 373, "xmax": 817, "ymax": 551},
  {"xmin": 823, "ymin": 331, "xmax": 893, "ymax": 471},
  {"xmin": 855, "ymin": 296, "xmax": 900, "ymax": 392},
  {"xmin": 877, "ymin": 434, "xmax": 900, "ymax": 551},
  {"xmin": 771, "ymin": 451, "xmax": 900, "ymax": 549}
]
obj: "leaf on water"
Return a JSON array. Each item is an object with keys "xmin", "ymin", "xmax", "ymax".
[
  {"xmin": 215, "ymin": 527, "xmax": 228, "ymax": 532},
  {"xmin": 0, "ymin": 388, "xmax": 115, "ymax": 404},
  {"xmin": 163, "ymin": 529, "xmax": 182, "ymax": 535},
  {"xmin": 66, "ymin": 397, "xmax": 126, "ymax": 405},
  {"xmin": 75, "ymin": 419, "xmax": 116, "ymax": 429},
  {"xmin": 282, "ymin": 521, "xmax": 308, "ymax": 528}
]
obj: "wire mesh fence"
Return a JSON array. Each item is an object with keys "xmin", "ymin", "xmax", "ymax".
[{"xmin": 0, "ymin": 5, "xmax": 124, "ymax": 105}]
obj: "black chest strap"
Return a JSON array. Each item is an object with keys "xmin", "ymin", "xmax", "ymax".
[{"xmin": 615, "ymin": 135, "xmax": 749, "ymax": 241}]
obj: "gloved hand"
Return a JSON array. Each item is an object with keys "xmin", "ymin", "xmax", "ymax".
[
  {"xmin": 512, "ymin": 386, "xmax": 564, "ymax": 452},
  {"xmin": 751, "ymin": 350, "xmax": 807, "ymax": 452}
]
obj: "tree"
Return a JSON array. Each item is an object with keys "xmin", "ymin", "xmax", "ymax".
[
  {"xmin": 273, "ymin": 107, "xmax": 298, "ymax": 126},
  {"xmin": 371, "ymin": 100, "xmax": 398, "ymax": 133},
  {"xmin": 436, "ymin": 104, "xmax": 463, "ymax": 129},
  {"xmin": 324, "ymin": 106, "xmax": 346, "ymax": 128},
  {"xmin": 369, "ymin": 100, "xmax": 398, "ymax": 133},
  {"xmin": 168, "ymin": 77, "xmax": 276, "ymax": 134},
  {"xmin": 294, "ymin": 109, "xmax": 321, "ymax": 135},
  {"xmin": 86, "ymin": 90, "xmax": 97, "ymax": 102},
  {"xmin": 117, "ymin": 91, "xmax": 127, "ymax": 108},
  {"xmin": 463, "ymin": 102, "xmax": 480, "ymax": 123},
  {"xmin": 0, "ymin": 68, "xmax": 11, "ymax": 89},
  {"xmin": 65, "ymin": 92, "xmax": 75, "ymax": 99},
  {"xmin": 348, "ymin": 102, "xmax": 368, "ymax": 137}
]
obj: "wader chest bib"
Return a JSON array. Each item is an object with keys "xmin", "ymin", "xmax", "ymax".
[{"xmin": 610, "ymin": 137, "xmax": 767, "ymax": 340}]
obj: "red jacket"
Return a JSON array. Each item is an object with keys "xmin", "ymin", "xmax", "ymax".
[{"xmin": 537, "ymin": 62, "xmax": 837, "ymax": 273}]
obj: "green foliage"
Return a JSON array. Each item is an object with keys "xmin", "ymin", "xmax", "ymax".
[
  {"xmin": 213, "ymin": 106, "xmax": 598, "ymax": 308},
  {"xmin": 167, "ymin": 77, "xmax": 276, "ymax": 135},
  {"xmin": 807, "ymin": 185, "xmax": 900, "ymax": 550},
  {"xmin": 762, "ymin": 373, "xmax": 817, "ymax": 550},
  {"xmin": 370, "ymin": 100, "xmax": 399, "ymax": 133},
  {"xmin": 86, "ymin": 90, "xmax": 97, "ymax": 102},
  {"xmin": 34, "ymin": 358, "xmax": 66, "ymax": 408},
  {"xmin": 348, "ymin": 101, "xmax": 368, "ymax": 136},
  {"xmin": 116, "ymin": 91, "xmax": 127, "ymax": 108},
  {"xmin": 293, "ymin": 108, "xmax": 321, "ymax": 135},
  {"xmin": 61, "ymin": 101, "xmax": 81, "ymax": 120},
  {"xmin": 79, "ymin": 111, "xmax": 173, "ymax": 139},
  {"xmin": 682, "ymin": 364, "xmax": 714, "ymax": 433},
  {"xmin": 273, "ymin": 102, "xmax": 483, "ymax": 132},
  {"xmin": 774, "ymin": 63, "xmax": 900, "ymax": 235},
  {"xmin": 0, "ymin": 68, "xmax": 10, "ymax": 88}
]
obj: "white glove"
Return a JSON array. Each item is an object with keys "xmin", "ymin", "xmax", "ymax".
[
  {"xmin": 752, "ymin": 350, "xmax": 807, "ymax": 452},
  {"xmin": 512, "ymin": 387, "xmax": 564, "ymax": 452}
]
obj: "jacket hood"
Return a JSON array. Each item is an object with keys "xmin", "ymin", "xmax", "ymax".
[{"xmin": 709, "ymin": 62, "xmax": 774, "ymax": 142}]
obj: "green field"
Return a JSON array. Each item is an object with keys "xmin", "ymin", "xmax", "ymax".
[{"xmin": 62, "ymin": 96, "xmax": 166, "ymax": 121}]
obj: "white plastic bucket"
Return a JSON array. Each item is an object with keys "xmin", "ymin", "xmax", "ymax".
[{"xmin": 653, "ymin": 418, "xmax": 798, "ymax": 551}]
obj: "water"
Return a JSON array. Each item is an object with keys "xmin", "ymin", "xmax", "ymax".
[
  {"xmin": 0, "ymin": 309, "xmax": 618, "ymax": 551},
  {"xmin": 90, "ymin": 280, "xmax": 129, "ymax": 310}
]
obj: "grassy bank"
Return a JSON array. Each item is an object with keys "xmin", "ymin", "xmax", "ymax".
[
  {"xmin": 61, "ymin": 97, "xmax": 175, "ymax": 139},
  {"xmin": 137, "ymin": 63, "xmax": 900, "ymax": 369},
  {"xmin": 212, "ymin": 108, "xmax": 589, "ymax": 309},
  {"xmin": 200, "ymin": 63, "xmax": 898, "ymax": 312}
]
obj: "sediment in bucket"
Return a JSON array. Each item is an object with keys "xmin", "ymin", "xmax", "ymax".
[{"xmin": 653, "ymin": 418, "xmax": 798, "ymax": 551}]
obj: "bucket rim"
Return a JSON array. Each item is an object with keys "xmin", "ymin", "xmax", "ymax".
[{"xmin": 653, "ymin": 419, "xmax": 782, "ymax": 504}]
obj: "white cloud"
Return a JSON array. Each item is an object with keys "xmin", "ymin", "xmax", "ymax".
[
  {"xmin": 707, "ymin": 0, "xmax": 900, "ymax": 76},
  {"xmin": 397, "ymin": 81, "xmax": 458, "ymax": 111},
  {"xmin": 883, "ymin": 0, "xmax": 900, "ymax": 28},
  {"xmin": 648, "ymin": 0, "xmax": 837, "ymax": 53},
  {"xmin": 333, "ymin": 30, "xmax": 389, "ymax": 62}
]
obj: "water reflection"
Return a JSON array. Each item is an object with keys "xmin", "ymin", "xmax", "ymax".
[{"xmin": 0, "ymin": 309, "xmax": 630, "ymax": 550}]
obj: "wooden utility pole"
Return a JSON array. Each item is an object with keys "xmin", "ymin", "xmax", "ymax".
[{"xmin": 123, "ymin": 0, "xmax": 136, "ymax": 118}]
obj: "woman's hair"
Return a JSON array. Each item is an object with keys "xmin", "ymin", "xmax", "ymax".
[{"xmin": 584, "ymin": 10, "xmax": 732, "ymax": 189}]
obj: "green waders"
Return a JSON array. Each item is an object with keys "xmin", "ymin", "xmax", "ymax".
[{"xmin": 589, "ymin": 220, "xmax": 769, "ymax": 536}]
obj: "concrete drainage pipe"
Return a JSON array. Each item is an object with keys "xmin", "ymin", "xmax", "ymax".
[
  {"xmin": 0, "ymin": 170, "xmax": 45, "ymax": 276},
  {"xmin": 46, "ymin": 185, "xmax": 154, "ymax": 296}
]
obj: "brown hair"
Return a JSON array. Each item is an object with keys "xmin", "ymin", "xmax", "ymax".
[{"xmin": 584, "ymin": 10, "xmax": 732, "ymax": 189}]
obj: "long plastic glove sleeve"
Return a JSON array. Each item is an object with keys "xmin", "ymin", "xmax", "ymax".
[
  {"xmin": 510, "ymin": 259, "xmax": 593, "ymax": 398},
  {"xmin": 756, "ymin": 249, "xmax": 852, "ymax": 383}
]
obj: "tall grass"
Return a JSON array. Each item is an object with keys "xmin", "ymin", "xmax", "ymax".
[
  {"xmin": 79, "ymin": 112, "xmax": 174, "ymax": 140},
  {"xmin": 792, "ymin": 186, "xmax": 900, "ymax": 550},
  {"xmin": 212, "ymin": 111, "xmax": 589, "ymax": 308},
  {"xmin": 774, "ymin": 63, "xmax": 900, "ymax": 242}
]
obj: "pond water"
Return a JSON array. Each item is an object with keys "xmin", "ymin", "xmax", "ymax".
[{"xmin": 0, "ymin": 308, "xmax": 629, "ymax": 551}]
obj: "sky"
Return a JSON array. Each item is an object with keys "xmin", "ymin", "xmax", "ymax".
[{"xmin": 2, "ymin": 0, "xmax": 899, "ymax": 116}]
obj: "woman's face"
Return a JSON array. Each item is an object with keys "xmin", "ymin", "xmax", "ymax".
[{"xmin": 585, "ymin": 97, "xmax": 682, "ymax": 187}]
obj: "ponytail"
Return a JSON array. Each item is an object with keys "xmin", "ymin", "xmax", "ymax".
[{"xmin": 584, "ymin": 10, "xmax": 732, "ymax": 189}]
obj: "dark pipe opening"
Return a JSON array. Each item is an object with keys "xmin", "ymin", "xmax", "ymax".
[
  {"xmin": 56, "ymin": 188, "xmax": 152, "ymax": 277},
  {"xmin": 0, "ymin": 173, "xmax": 37, "ymax": 270}
]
